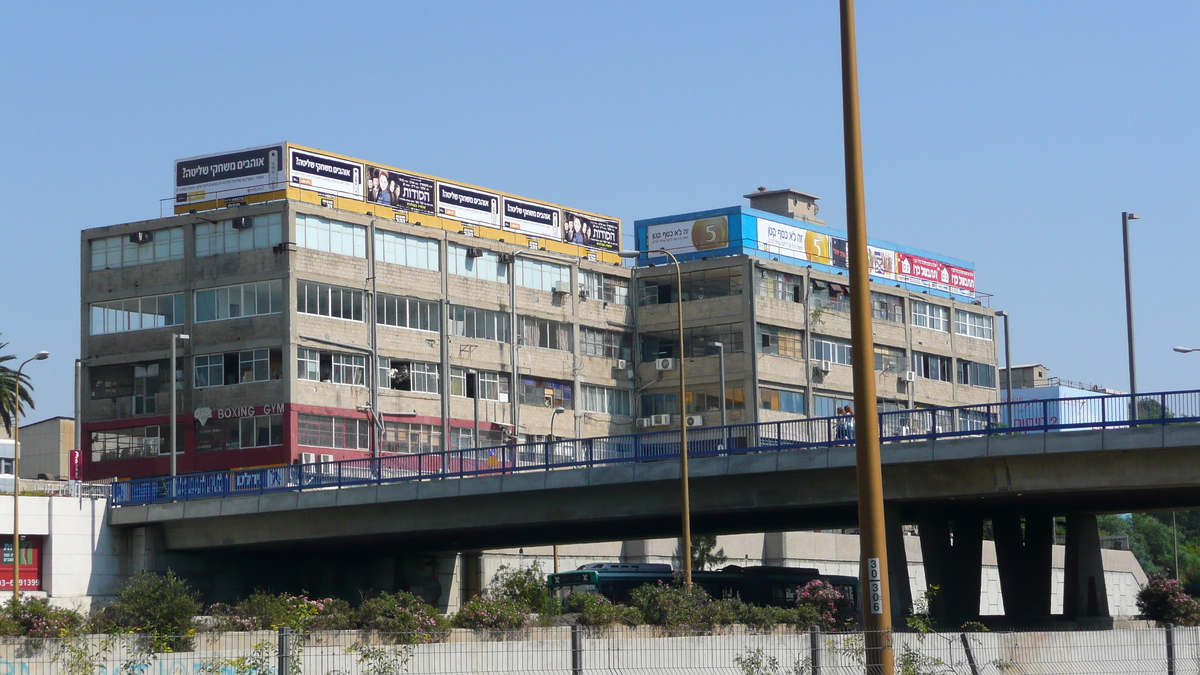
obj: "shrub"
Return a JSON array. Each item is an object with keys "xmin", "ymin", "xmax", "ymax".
[
  {"xmin": 1137, "ymin": 574, "xmax": 1200, "ymax": 626},
  {"xmin": 209, "ymin": 591, "xmax": 350, "ymax": 632},
  {"xmin": 356, "ymin": 590, "xmax": 450, "ymax": 643},
  {"xmin": 0, "ymin": 597, "xmax": 84, "ymax": 638},
  {"xmin": 89, "ymin": 571, "xmax": 201, "ymax": 651},
  {"xmin": 452, "ymin": 595, "xmax": 528, "ymax": 631},
  {"xmin": 628, "ymin": 582, "xmax": 715, "ymax": 631},
  {"xmin": 488, "ymin": 563, "xmax": 549, "ymax": 613},
  {"xmin": 794, "ymin": 580, "xmax": 855, "ymax": 631},
  {"xmin": 564, "ymin": 593, "xmax": 642, "ymax": 627}
]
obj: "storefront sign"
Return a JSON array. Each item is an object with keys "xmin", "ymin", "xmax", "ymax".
[{"xmin": 194, "ymin": 403, "xmax": 284, "ymax": 426}]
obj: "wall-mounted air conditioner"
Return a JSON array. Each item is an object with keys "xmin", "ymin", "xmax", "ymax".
[
  {"xmin": 614, "ymin": 359, "xmax": 628, "ymax": 370},
  {"xmin": 579, "ymin": 289, "xmax": 590, "ymax": 301},
  {"xmin": 636, "ymin": 418, "xmax": 652, "ymax": 428},
  {"xmin": 650, "ymin": 413, "xmax": 672, "ymax": 426},
  {"xmin": 498, "ymin": 253, "xmax": 515, "ymax": 264},
  {"xmin": 814, "ymin": 360, "xmax": 832, "ymax": 375},
  {"xmin": 231, "ymin": 217, "xmax": 253, "ymax": 230},
  {"xmin": 466, "ymin": 247, "xmax": 485, "ymax": 258},
  {"xmin": 319, "ymin": 454, "xmax": 334, "ymax": 463},
  {"xmin": 902, "ymin": 371, "xmax": 917, "ymax": 383},
  {"xmin": 300, "ymin": 452, "xmax": 316, "ymax": 464},
  {"xmin": 551, "ymin": 280, "xmax": 571, "ymax": 294},
  {"xmin": 655, "ymin": 358, "xmax": 676, "ymax": 371},
  {"xmin": 686, "ymin": 415, "xmax": 704, "ymax": 428}
]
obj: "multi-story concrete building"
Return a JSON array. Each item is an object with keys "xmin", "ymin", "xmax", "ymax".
[{"xmin": 79, "ymin": 144, "xmax": 1000, "ymax": 481}]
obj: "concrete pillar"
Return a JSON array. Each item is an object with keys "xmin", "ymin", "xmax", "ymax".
[
  {"xmin": 917, "ymin": 512, "xmax": 951, "ymax": 619},
  {"xmin": 917, "ymin": 512, "xmax": 982, "ymax": 625},
  {"xmin": 993, "ymin": 513, "xmax": 1053, "ymax": 621},
  {"xmin": 1063, "ymin": 514, "xmax": 1110, "ymax": 621},
  {"xmin": 884, "ymin": 503, "xmax": 913, "ymax": 621},
  {"xmin": 121, "ymin": 526, "xmax": 166, "ymax": 577}
]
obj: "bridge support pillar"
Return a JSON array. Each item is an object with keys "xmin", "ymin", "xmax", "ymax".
[
  {"xmin": 918, "ymin": 512, "xmax": 982, "ymax": 625},
  {"xmin": 121, "ymin": 526, "xmax": 166, "ymax": 577},
  {"xmin": 1062, "ymin": 514, "xmax": 1110, "ymax": 622},
  {"xmin": 993, "ymin": 513, "xmax": 1053, "ymax": 622},
  {"xmin": 884, "ymin": 503, "xmax": 913, "ymax": 620}
]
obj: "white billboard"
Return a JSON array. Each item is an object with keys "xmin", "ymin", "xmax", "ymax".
[
  {"xmin": 174, "ymin": 144, "xmax": 284, "ymax": 205},
  {"xmin": 288, "ymin": 148, "xmax": 364, "ymax": 199},
  {"xmin": 503, "ymin": 197, "xmax": 560, "ymax": 240},
  {"xmin": 645, "ymin": 215, "xmax": 730, "ymax": 257},
  {"xmin": 437, "ymin": 182, "xmax": 501, "ymax": 228}
]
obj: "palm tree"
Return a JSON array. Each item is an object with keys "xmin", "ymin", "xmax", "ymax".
[{"xmin": 0, "ymin": 337, "xmax": 37, "ymax": 435}]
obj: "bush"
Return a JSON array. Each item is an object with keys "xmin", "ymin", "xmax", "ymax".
[
  {"xmin": 488, "ymin": 563, "xmax": 549, "ymax": 613},
  {"xmin": 1137, "ymin": 574, "xmax": 1200, "ymax": 626},
  {"xmin": 452, "ymin": 595, "xmax": 528, "ymax": 631},
  {"xmin": 356, "ymin": 590, "xmax": 449, "ymax": 642},
  {"xmin": 735, "ymin": 603, "xmax": 819, "ymax": 632},
  {"xmin": 564, "ymin": 593, "xmax": 642, "ymax": 627},
  {"xmin": 89, "ymin": 571, "xmax": 200, "ymax": 651},
  {"xmin": 209, "ymin": 591, "xmax": 351, "ymax": 632},
  {"xmin": 794, "ymin": 579, "xmax": 855, "ymax": 631},
  {"xmin": 0, "ymin": 597, "xmax": 84, "ymax": 638},
  {"xmin": 628, "ymin": 582, "xmax": 715, "ymax": 631}
]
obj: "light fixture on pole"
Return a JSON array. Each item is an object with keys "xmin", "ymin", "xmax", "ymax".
[
  {"xmin": 10, "ymin": 350, "xmax": 48, "ymax": 600},
  {"xmin": 169, "ymin": 334, "xmax": 190, "ymax": 495},
  {"xmin": 620, "ymin": 248, "xmax": 692, "ymax": 588},
  {"xmin": 996, "ymin": 311, "xmax": 1013, "ymax": 424},
  {"xmin": 1122, "ymin": 212, "xmax": 1140, "ymax": 424},
  {"xmin": 709, "ymin": 342, "xmax": 727, "ymax": 429},
  {"xmin": 467, "ymin": 369, "xmax": 480, "ymax": 449},
  {"xmin": 549, "ymin": 404, "xmax": 567, "ymax": 575},
  {"xmin": 1174, "ymin": 346, "xmax": 1199, "ymax": 354}
]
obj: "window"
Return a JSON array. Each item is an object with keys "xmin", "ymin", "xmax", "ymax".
[
  {"xmin": 132, "ymin": 364, "xmax": 158, "ymax": 415},
  {"xmin": 911, "ymin": 301, "xmax": 949, "ymax": 331},
  {"xmin": 379, "ymin": 359, "xmax": 440, "ymax": 393},
  {"xmin": 580, "ymin": 327, "xmax": 633, "ymax": 360},
  {"xmin": 297, "ymin": 281, "xmax": 364, "ymax": 321},
  {"xmin": 913, "ymin": 352, "xmax": 952, "ymax": 382},
  {"xmin": 297, "ymin": 349, "xmax": 366, "ymax": 386},
  {"xmin": 640, "ymin": 323, "xmax": 744, "ymax": 361},
  {"xmin": 297, "ymin": 348, "xmax": 320, "ymax": 382},
  {"xmin": 871, "ymin": 292, "xmax": 903, "ymax": 324},
  {"xmin": 581, "ymin": 385, "xmax": 632, "ymax": 416},
  {"xmin": 449, "ymin": 306, "xmax": 510, "ymax": 342},
  {"xmin": 519, "ymin": 316, "xmax": 572, "ymax": 351},
  {"xmin": 196, "ymin": 414, "xmax": 283, "ymax": 452},
  {"xmin": 516, "ymin": 257, "xmax": 570, "ymax": 292},
  {"xmin": 448, "ymin": 244, "xmax": 507, "ymax": 282},
  {"xmin": 755, "ymin": 270, "xmax": 804, "ymax": 303},
  {"xmin": 91, "ymin": 425, "xmax": 170, "ymax": 462},
  {"xmin": 638, "ymin": 267, "xmax": 743, "ymax": 305},
  {"xmin": 760, "ymin": 387, "xmax": 806, "ymax": 414},
  {"xmin": 332, "ymin": 353, "xmax": 366, "ymax": 386},
  {"xmin": 195, "ymin": 349, "xmax": 277, "ymax": 387},
  {"xmin": 297, "ymin": 414, "xmax": 370, "ymax": 450},
  {"xmin": 685, "ymin": 386, "xmax": 746, "ymax": 414},
  {"xmin": 194, "ymin": 354, "xmax": 223, "ymax": 388},
  {"xmin": 811, "ymin": 280, "xmax": 851, "ymax": 313},
  {"xmin": 955, "ymin": 310, "xmax": 994, "ymax": 340},
  {"xmin": 376, "ymin": 293, "xmax": 439, "ymax": 332},
  {"xmin": 580, "ymin": 271, "xmax": 630, "ymax": 304},
  {"xmin": 640, "ymin": 393, "xmax": 678, "ymax": 417},
  {"xmin": 450, "ymin": 427, "xmax": 506, "ymax": 451},
  {"xmin": 375, "ymin": 229, "xmax": 439, "ymax": 271},
  {"xmin": 520, "ymin": 378, "xmax": 573, "ymax": 408},
  {"xmin": 382, "ymin": 421, "xmax": 443, "ymax": 454},
  {"xmin": 90, "ymin": 293, "xmax": 184, "ymax": 335},
  {"xmin": 194, "ymin": 214, "xmax": 282, "ymax": 257},
  {"xmin": 296, "ymin": 213, "xmax": 367, "ymax": 257},
  {"xmin": 958, "ymin": 409, "xmax": 993, "ymax": 432},
  {"xmin": 450, "ymin": 368, "xmax": 509, "ymax": 401},
  {"xmin": 957, "ymin": 360, "xmax": 996, "ymax": 388},
  {"xmin": 195, "ymin": 280, "xmax": 283, "ymax": 322},
  {"xmin": 874, "ymin": 345, "xmax": 908, "ymax": 373},
  {"xmin": 813, "ymin": 394, "xmax": 854, "ymax": 418},
  {"xmin": 91, "ymin": 227, "xmax": 184, "ymax": 270},
  {"xmin": 758, "ymin": 325, "xmax": 804, "ymax": 359},
  {"xmin": 811, "ymin": 335, "xmax": 853, "ymax": 366}
]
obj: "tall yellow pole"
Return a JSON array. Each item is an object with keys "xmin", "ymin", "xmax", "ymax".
[
  {"xmin": 839, "ymin": 1, "xmax": 893, "ymax": 672},
  {"xmin": 661, "ymin": 248, "xmax": 692, "ymax": 588}
]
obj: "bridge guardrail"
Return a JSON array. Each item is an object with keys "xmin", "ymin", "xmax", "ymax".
[{"xmin": 109, "ymin": 388, "xmax": 1200, "ymax": 507}]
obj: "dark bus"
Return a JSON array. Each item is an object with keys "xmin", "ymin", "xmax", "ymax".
[{"xmin": 547, "ymin": 563, "xmax": 859, "ymax": 609}]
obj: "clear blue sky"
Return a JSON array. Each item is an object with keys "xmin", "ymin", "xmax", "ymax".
[{"xmin": 2, "ymin": 2, "xmax": 1197, "ymax": 422}]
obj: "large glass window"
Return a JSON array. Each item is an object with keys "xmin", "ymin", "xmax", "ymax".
[
  {"xmin": 519, "ymin": 316, "xmax": 572, "ymax": 351},
  {"xmin": 196, "ymin": 414, "xmax": 283, "ymax": 452},
  {"xmin": 450, "ymin": 368, "xmax": 509, "ymax": 401},
  {"xmin": 297, "ymin": 414, "xmax": 370, "ymax": 450},
  {"xmin": 90, "ymin": 425, "xmax": 171, "ymax": 462},
  {"xmin": 760, "ymin": 387, "xmax": 805, "ymax": 414},
  {"xmin": 755, "ymin": 270, "xmax": 804, "ymax": 304},
  {"xmin": 194, "ymin": 214, "xmax": 282, "ymax": 257},
  {"xmin": 195, "ymin": 349, "xmax": 277, "ymax": 387},
  {"xmin": 874, "ymin": 345, "xmax": 908, "ymax": 373},
  {"xmin": 911, "ymin": 301, "xmax": 950, "ymax": 332},
  {"xmin": 810, "ymin": 335, "xmax": 853, "ymax": 366},
  {"xmin": 810, "ymin": 280, "xmax": 851, "ymax": 313},
  {"xmin": 520, "ymin": 377, "xmax": 573, "ymax": 408},
  {"xmin": 195, "ymin": 280, "xmax": 283, "ymax": 322},
  {"xmin": 376, "ymin": 293, "xmax": 439, "ymax": 332},
  {"xmin": 379, "ymin": 359, "xmax": 440, "ymax": 393},
  {"xmin": 638, "ymin": 267, "xmax": 743, "ymax": 305},
  {"xmin": 90, "ymin": 227, "xmax": 184, "ymax": 270},
  {"xmin": 580, "ymin": 327, "xmax": 632, "ymax": 360},
  {"xmin": 297, "ymin": 348, "xmax": 365, "ymax": 386},
  {"xmin": 382, "ymin": 421, "xmax": 443, "ymax": 454},
  {"xmin": 871, "ymin": 292, "xmax": 904, "ymax": 324},
  {"xmin": 449, "ymin": 306, "xmax": 510, "ymax": 342},
  {"xmin": 640, "ymin": 323, "xmax": 744, "ymax": 361},
  {"xmin": 579, "ymin": 270, "xmax": 630, "ymax": 305},
  {"xmin": 516, "ymin": 257, "xmax": 570, "ymax": 292},
  {"xmin": 296, "ymin": 213, "xmax": 367, "ymax": 258},
  {"xmin": 913, "ymin": 352, "xmax": 952, "ymax": 382},
  {"xmin": 758, "ymin": 325, "xmax": 804, "ymax": 359},
  {"xmin": 375, "ymin": 229, "xmax": 439, "ymax": 271},
  {"xmin": 448, "ymin": 244, "xmax": 507, "ymax": 282},
  {"xmin": 297, "ymin": 281, "xmax": 364, "ymax": 321},
  {"xmin": 640, "ymin": 393, "xmax": 678, "ymax": 417},
  {"xmin": 332, "ymin": 353, "xmax": 366, "ymax": 386},
  {"xmin": 90, "ymin": 294, "xmax": 184, "ymax": 335},
  {"xmin": 957, "ymin": 360, "xmax": 996, "ymax": 388},
  {"xmin": 813, "ymin": 394, "xmax": 854, "ymax": 418},
  {"xmin": 685, "ymin": 386, "xmax": 745, "ymax": 414},
  {"xmin": 581, "ymin": 385, "xmax": 632, "ymax": 416},
  {"xmin": 954, "ymin": 310, "xmax": 994, "ymax": 340}
]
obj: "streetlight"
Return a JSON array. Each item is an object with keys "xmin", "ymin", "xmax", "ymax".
[
  {"xmin": 619, "ymin": 248, "xmax": 693, "ymax": 588},
  {"xmin": 1174, "ymin": 346, "xmax": 1199, "ymax": 354},
  {"xmin": 1122, "ymin": 212, "xmax": 1140, "ymax": 424},
  {"xmin": 169, "ymin": 333, "xmax": 190, "ymax": 488},
  {"xmin": 549, "ymin": 406, "xmax": 567, "ymax": 440},
  {"xmin": 10, "ymin": 350, "xmax": 48, "ymax": 600},
  {"xmin": 467, "ymin": 369, "xmax": 479, "ymax": 449},
  {"xmin": 709, "ymin": 342, "xmax": 727, "ymax": 429},
  {"xmin": 996, "ymin": 311, "xmax": 1013, "ymax": 425}
]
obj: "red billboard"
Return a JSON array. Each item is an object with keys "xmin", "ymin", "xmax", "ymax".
[{"xmin": 0, "ymin": 536, "xmax": 42, "ymax": 591}]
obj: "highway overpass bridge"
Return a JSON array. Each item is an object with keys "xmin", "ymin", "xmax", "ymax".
[{"xmin": 109, "ymin": 389, "xmax": 1200, "ymax": 625}]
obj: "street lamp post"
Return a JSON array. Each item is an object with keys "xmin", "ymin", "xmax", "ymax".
[
  {"xmin": 996, "ymin": 311, "xmax": 1013, "ymax": 424},
  {"xmin": 549, "ymin": 405, "xmax": 567, "ymax": 441},
  {"xmin": 169, "ymin": 333, "xmax": 190, "ymax": 484},
  {"xmin": 1122, "ymin": 212, "xmax": 1140, "ymax": 424},
  {"xmin": 10, "ymin": 350, "xmax": 48, "ymax": 600},
  {"xmin": 1174, "ymin": 346, "xmax": 1200, "ymax": 354},
  {"xmin": 710, "ymin": 342, "xmax": 727, "ymax": 429},
  {"xmin": 619, "ymin": 248, "xmax": 692, "ymax": 588}
]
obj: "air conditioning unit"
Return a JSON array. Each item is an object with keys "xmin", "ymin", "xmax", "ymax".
[
  {"xmin": 300, "ymin": 452, "xmax": 316, "ymax": 464},
  {"xmin": 498, "ymin": 253, "xmax": 515, "ymax": 263},
  {"xmin": 551, "ymin": 280, "xmax": 571, "ymax": 294},
  {"xmin": 231, "ymin": 217, "xmax": 253, "ymax": 230},
  {"xmin": 817, "ymin": 360, "xmax": 833, "ymax": 373},
  {"xmin": 902, "ymin": 371, "xmax": 917, "ymax": 383},
  {"xmin": 319, "ymin": 454, "xmax": 334, "ymax": 463},
  {"xmin": 128, "ymin": 231, "xmax": 153, "ymax": 244},
  {"xmin": 636, "ymin": 418, "xmax": 652, "ymax": 428},
  {"xmin": 655, "ymin": 358, "xmax": 676, "ymax": 371},
  {"xmin": 579, "ymin": 289, "xmax": 590, "ymax": 301},
  {"xmin": 650, "ymin": 414, "xmax": 672, "ymax": 426},
  {"xmin": 612, "ymin": 359, "xmax": 627, "ymax": 370},
  {"xmin": 466, "ymin": 247, "xmax": 485, "ymax": 258},
  {"xmin": 686, "ymin": 415, "xmax": 704, "ymax": 428}
]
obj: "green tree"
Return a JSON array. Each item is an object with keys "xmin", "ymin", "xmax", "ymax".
[
  {"xmin": 691, "ymin": 535, "xmax": 728, "ymax": 571},
  {"xmin": 1136, "ymin": 397, "xmax": 1174, "ymax": 421},
  {"xmin": 0, "ymin": 337, "xmax": 38, "ymax": 435}
]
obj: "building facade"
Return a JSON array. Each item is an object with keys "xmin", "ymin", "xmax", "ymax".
[{"xmin": 80, "ymin": 145, "xmax": 1001, "ymax": 481}]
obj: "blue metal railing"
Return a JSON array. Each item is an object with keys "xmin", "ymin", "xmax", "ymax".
[{"xmin": 109, "ymin": 388, "xmax": 1200, "ymax": 507}]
